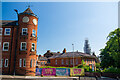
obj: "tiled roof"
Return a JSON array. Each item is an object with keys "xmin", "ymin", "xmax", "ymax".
[
  {"xmin": 49, "ymin": 52, "xmax": 96, "ymax": 59},
  {"xmin": 51, "ymin": 52, "xmax": 60, "ymax": 56},
  {"xmin": 39, "ymin": 57, "xmax": 48, "ymax": 61},
  {"xmin": 19, "ymin": 8, "xmax": 38, "ymax": 18},
  {"xmin": 23, "ymin": 8, "xmax": 34, "ymax": 14},
  {"xmin": 0, "ymin": 20, "xmax": 18, "ymax": 26}
]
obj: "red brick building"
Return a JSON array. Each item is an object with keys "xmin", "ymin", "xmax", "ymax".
[
  {"xmin": 36, "ymin": 56, "xmax": 48, "ymax": 68},
  {"xmin": 47, "ymin": 48, "xmax": 96, "ymax": 70},
  {"xmin": 0, "ymin": 8, "xmax": 38, "ymax": 76}
]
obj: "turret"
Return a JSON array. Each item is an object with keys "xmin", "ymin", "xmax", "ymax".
[{"xmin": 15, "ymin": 8, "xmax": 38, "ymax": 76}]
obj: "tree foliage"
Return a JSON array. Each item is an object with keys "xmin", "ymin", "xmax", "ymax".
[{"xmin": 100, "ymin": 28, "xmax": 120, "ymax": 68}]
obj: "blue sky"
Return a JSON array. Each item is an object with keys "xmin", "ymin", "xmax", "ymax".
[{"xmin": 2, "ymin": 2, "xmax": 118, "ymax": 56}]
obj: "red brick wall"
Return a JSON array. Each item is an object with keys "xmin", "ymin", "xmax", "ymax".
[
  {"xmin": 1, "ymin": 13, "xmax": 38, "ymax": 76},
  {"xmin": 48, "ymin": 57, "xmax": 96, "ymax": 69},
  {"xmin": 15, "ymin": 14, "xmax": 38, "ymax": 76},
  {"xmin": 48, "ymin": 57, "xmax": 82, "ymax": 67}
]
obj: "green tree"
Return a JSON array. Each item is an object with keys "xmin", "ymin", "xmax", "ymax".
[{"xmin": 100, "ymin": 28, "xmax": 120, "ymax": 68}]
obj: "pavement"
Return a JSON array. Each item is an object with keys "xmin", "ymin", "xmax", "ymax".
[{"xmin": 0, "ymin": 75, "xmax": 119, "ymax": 80}]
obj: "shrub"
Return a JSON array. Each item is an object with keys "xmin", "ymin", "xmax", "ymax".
[
  {"xmin": 77, "ymin": 60, "xmax": 92, "ymax": 72},
  {"xmin": 102, "ymin": 66, "xmax": 120, "ymax": 74}
]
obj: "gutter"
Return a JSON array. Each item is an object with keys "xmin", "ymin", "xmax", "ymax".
[{"xmin": 8, "ymin": 27, "xmax": 14, "ymax": 74}]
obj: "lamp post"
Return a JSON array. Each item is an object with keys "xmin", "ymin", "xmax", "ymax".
[{"xmin": 72, "ymin": 44, "xmax": 74, "ymax": 68}]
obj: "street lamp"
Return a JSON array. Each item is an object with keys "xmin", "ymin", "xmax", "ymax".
[{"xmin": 72, "ymin": 44, "xmax": 74, "ymax": 68}]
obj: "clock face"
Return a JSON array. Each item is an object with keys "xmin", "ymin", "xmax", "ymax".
[
  {"xmin": 33, "ymin": 19, "xmax": 37, "ymax": 25},
  {"xmin": 22, "ymin": 16, "xmax": 29, "ymax": 23}
]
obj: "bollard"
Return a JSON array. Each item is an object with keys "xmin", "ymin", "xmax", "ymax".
[
  {"xmin": 79, "ymin": 76, "xmax": 80, "ymax": 80},
  {"xmin": 116, "ymin": 76, "xmax": 119, "ymax": 80},
  {"xmin": 95, "ymin": 76, "xmax": 98, "ymax": 80}
]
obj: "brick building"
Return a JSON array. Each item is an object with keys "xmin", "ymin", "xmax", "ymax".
[
  {"xmin": 44, "ymin": 50, "xmax": 60, "ymax": 58},
  {"xmin": 47, "ymin": 48, "xmax": 96, "ymax": 70},
  {"xmin": 36, "ymin": 56, "xmax": 48, "ymax": 68},
  {"xmin": 0, "ymin": 8, "xmax": 38, "ymax": 76}
]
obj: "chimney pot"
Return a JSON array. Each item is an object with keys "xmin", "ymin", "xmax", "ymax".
[{"xmin": 63, "ymin": 48, "xmax": 66, "ymax": 53}]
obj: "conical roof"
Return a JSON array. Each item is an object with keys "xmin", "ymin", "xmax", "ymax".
[
  {"xmin": 19, "ymin": 8, "xmax": 38, "ymax": 18},
  {"xmin": 23, "ymin": 8, "xmax": 34, "ymax": 14}
]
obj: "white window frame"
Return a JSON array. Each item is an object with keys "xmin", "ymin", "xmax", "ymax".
[
  {"xmin": 76, "ymin": 59, "xmax": 78, "ymax": 65},
  {"xmin": 19, "ymin": 59, "xmax": 22, "ymax": 67},
  {"xmin": 22, "ymin": 28, "xmax": 27, "ymax": 35},
  {"xmin": 31, "ymin": 43, "xmax": 35, "ymax": 51},
  {"xmin": 3, "ymin": 42, "xmax": 9, "ymax": 51},
  {"xmin": 66, "ymin": 59, "xmax": 68, "ymax": 65},
  {"xmin": 70, "ymin": 59, "xmax": 73, "ymax": 65},
  {"xmin": 30, "ymin": 59, "xmax": 32, "ymax": 68},
  {"xmin": 0, "ymin": 59, "xmax": 3, "ymax": 67},
  {"xmin": 61, "ymin": 59, "xmax": 64, "ymax": 65},
  {"xmin": 32, "ymin": 29, "xmax": 36, "ymax": 37},
  {"xmin": 55, "ymin": 59, "xmax": 57, "ymax": 65},
  {"xmin": 0, "ymin": 42, "xmax": 1, "ymax": 47},
  {"xmin": 0, "ymin": 28, "xmax": 3, "ymax": 35},
  {"xmin": 4, "ymin": 28, "xmax": 11, "ymax": 35},
  {"xmin": 4, "ymin": 59, "xmax": 8, "ymax": 67},
  {"xmin": 41, "ymin": 62, "xmax": 43, "ymax": 65},
  {"xmin": 33, "ymin": 59, "xmax": 35, "ymax": 67},
  {"xmin": 20, "ymin": 42, "xmax": 27, "ymax": 50},
  {"xmin": 23, "ymin": 58, "xmax": 26, "ymax": 67}
]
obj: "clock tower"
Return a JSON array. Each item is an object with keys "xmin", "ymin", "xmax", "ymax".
[{"xmin": 14, "ymin": 8, "xmax": 38, "ymax": 76}]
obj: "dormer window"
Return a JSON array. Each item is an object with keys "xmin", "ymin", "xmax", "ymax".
[{"xmin": 22, "ymin": 28, "xmax": 27, "ymax": 35}]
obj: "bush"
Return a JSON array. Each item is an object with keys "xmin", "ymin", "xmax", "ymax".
[
  {"xmin": 40, "ymin": 66, "xmax": 71, "ymax": 68},
  {"xmin": 77, "ymin": 60, "xmax": 92, "ymax": 72},
  {"xmin": 102, "ymin": 66, "xmax": 120, "ymax": 74}
]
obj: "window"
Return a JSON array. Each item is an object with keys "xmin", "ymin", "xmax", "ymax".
[
  {"xmin": 0, "ymin": 28, "xmax": 2, "ymax": 35},
  {"xmin": 23, "ymin": 59, "xmax": 26, "ymax": 67},
  {"xmin": 41, "ymin": 62, "xmax": 43, "ymax": 65},
  {"xmin": 55, "ymin": 59, "xmax": 57, "ymax": 65},
  {"xmin": 36, "ymin": 61, "xmax": 38, "ymax": 66},
  {"xmin": 19, "ymin": 59, "xmax": 22, "ymax": 67},
  {"xmin": 3, "ymin": 42, "xmax": 9, "ymax": 51},
  {"xmin": 32, "ymin": 29, "xmax": 36, "ymax": 37},
  {"xmin": 31, "ymin": 43, "xmax": 35, "ymax": 51},
  {"xmin": 30, "ymin": 59, "xmax": 32, "ymax": 67},
  {"xmin": 22, "ymin": 28, "xmax": 27, "ymax": 35},
  {"xmin": 33, "ymin": 59, "xmax": 35, "ymax": 67},
  {"xmin": 0, "ymin": 42, "xmax": 1, "ymax": 47},
  {"xmin": 4, "ymin": 59, "xmax": 8, "ymax": 67},
  {"xmin": 66, "ymin": 59, "xmax": 68, "ymax": 65},
  {"xmin": 0, "ymin": 59, "xmax": 3, "ymax": 67},
  {"xmin": 70, "ymin": 59, "xmax": 73, "ymax": 65},
  {"xmin": 4, "ymin": 28, "xmax": 11, "ymax": 35},
  {"xmin": 21, "ymin": 42, "xmax": 26, "ymax": 50},
  {"xmin": 76, "ymin": 59, "xmax": 78, "ymax": 65},
  {"xmin": 61, "ymin": 59, "xmax": 64, "ymax": 65}
]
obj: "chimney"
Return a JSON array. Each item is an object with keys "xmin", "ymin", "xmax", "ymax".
[
  {"xmin": 38, "ymin": 55, "xmax": 41, "ymax": 57},
  {"xmin": 63, "ymin": 48, "xmax": 66, "ymax": 53},
  {"xmin": 47, "ymin": 50, "xmax": 50, "ymax": 53},
  {"xmin": 57, "ymin": 51, "xmax": 60, "ymax": 53}
]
